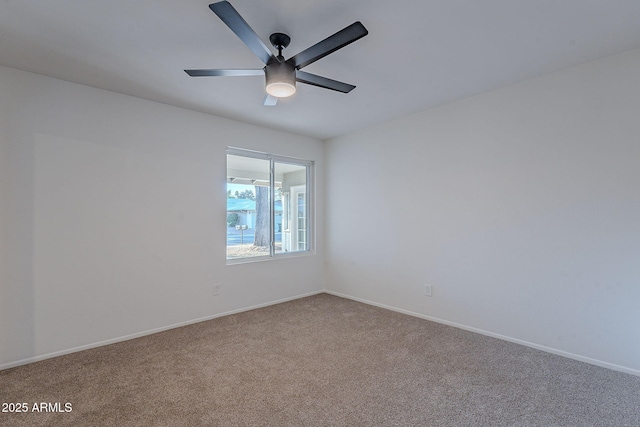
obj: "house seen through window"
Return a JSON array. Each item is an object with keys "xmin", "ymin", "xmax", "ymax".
[{"xmin": 227, "ymin": 148, "xmax": 312, "ymax": 261}]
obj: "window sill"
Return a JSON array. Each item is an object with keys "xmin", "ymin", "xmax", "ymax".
[{"xmin": 226, "ymin": 249, "xmax": 315, "ymax": 265}]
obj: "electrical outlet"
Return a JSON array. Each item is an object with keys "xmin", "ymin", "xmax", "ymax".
[
  {"xmin": 213, "ymin": 283, "xmax": 221, "ymax": 296},
  {"xmin": 424, "ymin": 284, "xmax": 432, "ymax": 297}
]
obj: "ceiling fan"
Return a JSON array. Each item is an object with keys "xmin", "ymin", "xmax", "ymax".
[{"xmin": 185, "ymin": 1, "xmax": 369, "ymax": 106}]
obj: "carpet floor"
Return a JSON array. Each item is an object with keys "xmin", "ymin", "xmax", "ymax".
[{"xmin": 1, "ymin": 293, "xmax": 639, "ymax": 426}]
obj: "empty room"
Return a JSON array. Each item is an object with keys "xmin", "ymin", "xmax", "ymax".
[{"xmin": 1, "ymin": 1, "xmax": 639, "ymax": 426}]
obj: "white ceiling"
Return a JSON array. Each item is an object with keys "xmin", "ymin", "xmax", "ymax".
[{"xmin": 2, "ymin": 0, "xmax": 640, "ymax": 140}]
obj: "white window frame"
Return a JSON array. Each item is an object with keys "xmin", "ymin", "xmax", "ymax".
[{"xmin": 226, "ymin": 147, "xmax": 314, "ymax": 264}]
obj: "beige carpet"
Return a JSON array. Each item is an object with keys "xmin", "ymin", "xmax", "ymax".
[{"xmin": 1, "ymin": 293, "xmax": 639, "ymax": 426}]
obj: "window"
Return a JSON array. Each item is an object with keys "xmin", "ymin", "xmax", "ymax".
[{"xmin": 226, "ymin": 148, "xmax": 313, "ymax": 262}]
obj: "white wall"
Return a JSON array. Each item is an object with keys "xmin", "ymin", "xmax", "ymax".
[
  {"xmin": 324, "ymin": 49, "xmax": 640, "ymax": 375},
  {"xmin": 0, "ymin": 66, "xmax": 324, "ymax": 369}
]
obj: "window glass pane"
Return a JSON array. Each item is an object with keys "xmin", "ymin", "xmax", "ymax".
[
  {"xmin": 275, "ymin": 161, "xmax": 308, "ymax": 254},
  {"xmin": 226, "ymin": 154, "xmax": 271, "ymax": 260},
  {"xmin": 226, "ymin": 149, "xmax": 311, "ymax": 262}
]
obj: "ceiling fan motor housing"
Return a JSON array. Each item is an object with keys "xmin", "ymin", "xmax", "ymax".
[{"xmin": 265, "ymin": 61, "xmax": 296, "ymax": 97}]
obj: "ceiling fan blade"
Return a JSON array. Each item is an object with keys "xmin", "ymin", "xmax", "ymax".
[
  {"xmin": 264, "ymin": 94, "xmax": 278, "ymax": 106},
  {"xmin": 296, "ymin": 71, "xmax": 355, "ymax": 93},
  {"xmin": 185, "ymin": 69, "xmax": 264, "ymax": 77},
  {"xmin": 287, "ymin": 22, "xmax": 368, "ymax": 70},
  {"xmin": 209, "ymin": 1, "xmax": 275, "ymax": 65}
]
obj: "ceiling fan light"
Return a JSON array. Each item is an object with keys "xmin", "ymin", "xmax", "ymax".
[
  {"xmin": 265, "ymin": 62, "xmax": 296, "ymax": 98},
  {"xmin": 266, "ymin": 81, "xmax": 296, "ymax": 98}
]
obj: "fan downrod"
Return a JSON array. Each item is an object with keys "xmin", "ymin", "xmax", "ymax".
[{"xmin": 269, "ymin": 32, "xmax": 290, "ymax": 57}]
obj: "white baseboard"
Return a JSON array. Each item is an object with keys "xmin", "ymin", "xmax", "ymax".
[
  {"xmin": 0, "ymin": 290, "xmax": 324, "ymax": 371},
  {"xmin": 5, "ymin": 289, "xmax": 638, "ymax": 378},
  {"xmin": 324, "ymin": 290, "xmax": 640, "ymax": 378}
]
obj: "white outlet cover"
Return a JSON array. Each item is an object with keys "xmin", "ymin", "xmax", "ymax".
[{"xmin": 424, "ymin": 284, "xmax": 432, "ymax": 297}]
